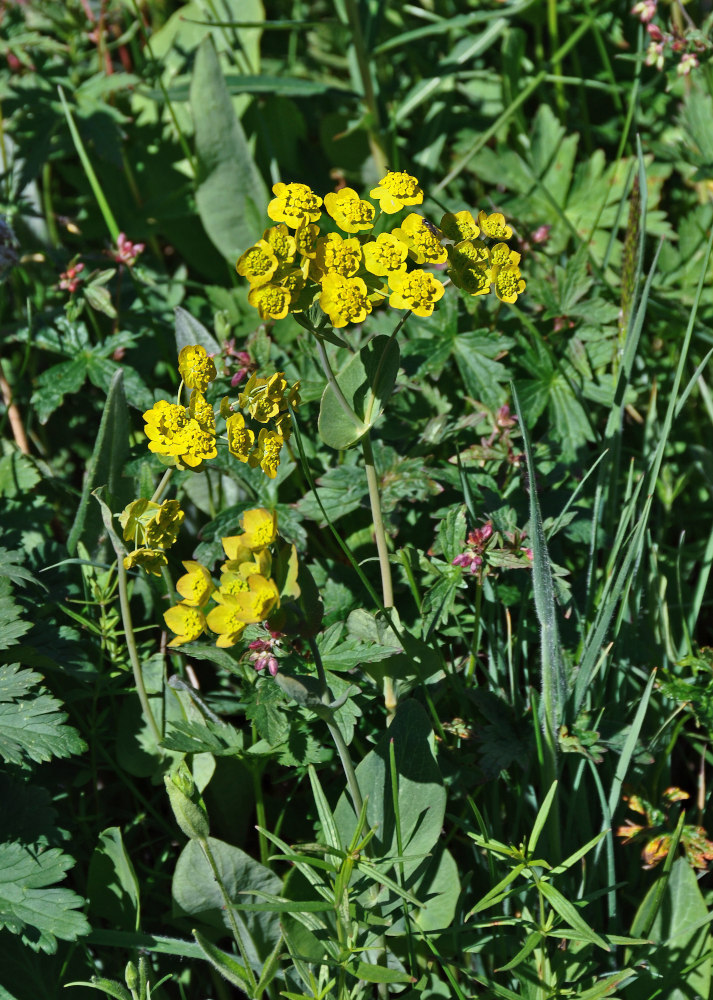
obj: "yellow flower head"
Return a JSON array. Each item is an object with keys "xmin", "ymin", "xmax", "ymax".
[
  {"xmin": 239, "ymin": 371, "xmax": 288, "ymax": 423},
  {"xmin": 174, "ymin": 419, "xmax": 217, "ymax": 469},
  {"xmin": 450, "ymin": 264, "xmax": 492, "ymax": 297},
  {"xmin": 276, "ymin": 267, "xmax": 305, "ymax": 304},
  {"xmin": 241, "ymin": 507, "xmax": 278, "ymax": 550},
  {"xmin": 477, "ymin": 210, "xmax": 513, "ymax": 240},
  {"xmin": 295, "ymin": 220, "xmax": 320, "ymax": 259},
  {"xmin": 314, "ymin": 233, "xmax": 362, "ymax": 277},
  {"xmin": 369, "ymin": 170, "xmax": 424, "ymax": 214},
  {"xmin": 274, "ymin": 411, "xmax": 292, "ymax": 441},
  {"xmin": 189, "ymin": 390, "xmax": 215, "ymax": 433},
  {"xmin": 143, "ymin": 400, "xmax": 189, "ymax": 458},
  {"xmin": 267, "ymin": 182, "xmax": 322, "ymax": 229},
  {"xmin": 387, "ymin": 269, "xmax": 445, "ymax": 317},
  {"xmin": 447, "ymin": 240, "xmax": 490, "ymax": 273},
  {"xmin": 247, "ymin": 282, "xmax": 291, "ymax": 321},
  {"xmin": 232, "ymin": 574, "xmax": 280, "ymax": 624},
  {"xmin": 362, "ymin": 232, "xmax": 409, "ymax": 277},
  {"xmin": 147, "ymin": 499, "xmax": 185, "ymax": 548},
  {"xmin": 217, "ymin": 570, "xmax": 250, "ymax": 597},
  {"xmin": 178, "ymin": 345, "xmax": 217, "ymax": 393},
  {"xmin": 262, "ymin": 224, "xmax": 296, "ymax": 263},
  {"xmin": 440, "ymin": 210, "xmax": 480, "ymax": 243},
  {"xmin": 254, "ymin": 427, "xmax": 284, "ymax": 479},
  {"xmin": 490, "ymin": 242, "xmax": 521, "ymax": 269},
  {"xmin": 176, "ymin": 560, "xmax": 215, "ymax": 607},
  {"xmin": 319, "ymin": 273, "xmax": 372, "ymax": 328},
  {"xmin": 164, "ymin": 602, "xmax": 207, "ymax": 647},
  {"xmin": 492, "ymin": 263, "xmax": 526, "ymax": 304},
  {"xmin": 226, "ymin": 411, "xmax": 255, "ymax": 463},
  {"xmin": 236, "ymin": 240, "xmax": 278, "ymax": 285},
  {"xmin": 391, "ymin": 214, "xmax": 447, "ymax": 265},
  {"xmin": 206, "ymin": 595, "xmax": 247, "ymax": 647},
  {"xmin": 324, "ymin": 187, "xmax": 376, "ymax": 233},
  {"xmin": 223, "ymin": 546, "xmax": 271, "ymax": 581},
  {"xmin": 123, "ymin": 547, "xmax": 168, "ymax": 576}
]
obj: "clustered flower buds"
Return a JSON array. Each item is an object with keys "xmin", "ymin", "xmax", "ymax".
[
  {"xmin": 120, "ymin": 497, "xmax": 185, "ymax": 576},
  {"xmin": 632, "ymin": 1, "xmax": 706, "ymax": 75},
  {"xmin": 235, "ymin": 170, "xmax": 525, "ymax": 329},
  {"xmin": 141, "ymin": 344, "xmax": 299, "ymax": 479}
]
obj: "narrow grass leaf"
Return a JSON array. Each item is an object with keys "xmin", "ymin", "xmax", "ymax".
[
  {"xmin": 538, "ymin": 881, "xmax": 609, "ymax": 951},
  {"xmin": 528, "ymin": 780, "xmax": 558, "ymax": 855}
]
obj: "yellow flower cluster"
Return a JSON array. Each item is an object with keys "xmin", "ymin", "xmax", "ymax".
[
  {"xmin": 236, "ymin": 171, "xmax": 525, "ymax": 328},
  {"xmin": 142, "ymin": 345, "xmax": 299, "ymax": 480},
  {"xmin": 120, "ymin": 498, "xmax": 184, "ymax": 576},
  {"xmin": 163, "ymin": 508, "xmax": 283, "ymax": 648}
]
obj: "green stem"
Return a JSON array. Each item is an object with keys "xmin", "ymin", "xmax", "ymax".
[
  {"xmin": 361, "ymin": 432, "xmax": 396, "ymax": 717},
  {"xmin": 151, "ymin": 467, "xmax": 174, "ymax": 503},
  {"xmin": 199, "ymin": 837, "xmax": 259, "ymax": 996},
  {"xmin": 315, "ymin": 338, "xmax": 365, "ymax": 433},
  {"xmin": 116, "ymin": 557, "xmax": 162, "ymax": 746},
  {"xmin": 342, "ymin": 0, "xmax": 388, "ymax": 175}
]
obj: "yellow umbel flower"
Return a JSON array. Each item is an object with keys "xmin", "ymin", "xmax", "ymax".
[
  {"xmin": 239, "ymin": 372, "xmax": 288, "ymax": 423},
  {"xmin": 319, "ymin": 273, "xmax": 372, "ymax": 328},
  {"xmin": 206, "ymin": 595, "xmax": 247, "ymax": 647},
  {"xmin": 324, "ymin": 188, "xmax": 376, "ymax": 233},
  {"xmin": 267, "ymin": 182, "xmax": 322, "ymax": 229},
  {"xmin": 490, "ymin": 242, "xmax": 521, "ymax": 268},
  {"xmin": 174, "ymin": 420, "xmax": 218, "ymax": 469},
  {"xmin": 451, "ymin": 264, "xmax": 492, "ymax": 297},
  {"xmin": 231, "ymin": 574, "xmax": 280, "ymax": 624},
  {"xmin": 254, "ymin": 428, "xmax": 284, "ymax": 479},
  {"xmin": 362, "ymin": 233, "xmax": 409, "ymax": 277},
  {"xmin": 477, "ymin": 210, "xmax": 513, "ymax": 240},
  {"xmin": 391, "ymin": 214, "xmax": 447, "ymax": 265},
  {"xmin": 314, "ymin": 233, "xmax": 362, "ymax": 277},
  {"xmin": 275, "ymin": 266, "xmax": 305, "ymax": 305},
  {"xmin": 241, "ymin": 508, "xmax": 278, "ymax": 550},
  {"xmin": 369, "ymin": 170, "xmax": 424, "ymax": 214},
  {"xmin": 175, "ymin": 561, "xmax": 215, "ymax": 607},
  {"xmin": 164, "ymin": 603, "xmax": 207, "ymax": 647},
  {"xmin": 262, "ymin": 224, "xmax": 296, "ymax": 263},
  {"xmin": 188, "ymin": 390, "xmax": 215, "ymax": 433},
  {"xmin": 119, "ymin": 498, "xmax": 184, "ymax": 549},
  {"xmin": 387, "ymin": 269, "xmax": 445, "ymax": 317},
  {"xmin": 217, "ymin": 571, "xmax": 250, "ymax": 597},
  {"xmin": 447, "ymin": 240, "xmax": 490, "ymax": 272},
  {"xmin": 123, "ymin": 547, "xmax": 168, "ymax": 576},
  {"xmin": 178, "ymin": 345, "xmax": 217, "ymax": 393},
  {"xmin": 226, "ymin": 412, "xmax": 255, "ymax": 463},
  {"xmin": 492, "ymin": 263, "xmax": 526, "ymax": 304},
  {"xmin": 247, "ymin": 282, "xmax": 291, "ymax": 321},
  {"xmin": 440, "ymin": 211, "xmax": 480, "ymax": 243},
  {"xmin": 236, "ymin": 240, "xmax": 279, "ymax": 285},
  {"xmin": 143, "ymin": 400, "xmax": 189, "ymax": 458},
  {"xmin": 295, "ymin": 220, "xmax": 320, "ymax": 259}
]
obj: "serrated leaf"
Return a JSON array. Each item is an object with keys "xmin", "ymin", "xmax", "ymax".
[
  {"xmin": 0, "ymin": 842, "xmax": 89, "ymax": 953},
  {"xmin": 0, "ymin": 664, "xmax": 86, "ymax": 765},
  {"xmin": 31, "ymin": 357, "xmax": 88, "ymax": 424},
  {"xmin": 0, "ymin": 592, "xmax": 33, "ymax": 651},
  {"xmin": 0, "ymin": 453, "xmax": 41, "ymax": 499}
]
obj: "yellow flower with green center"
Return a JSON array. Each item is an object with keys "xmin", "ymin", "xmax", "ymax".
[
  {"xmin": 241, "ymin": 507, "xmax": 278, "ymax": 550},
  {"xmin": 275, "ymin": 266, "xmax": 305, "ymax": 304},
  {"xmin": 173, "ymin": 418, "xmax": 217, "ymax": 469},
  {"xmin": 319, "ymin": 273, "xmax": 372, "ymax": 328},
  {"xmin": 490, "ymin": 242, "xmax": 521, "ymax": 268},
  {"xmin": 178, "ymin": 345, "xmax": 217, "ymax": 392},
  {"xmin": 369, "ymin": 170, "xmax": 424, "ymax": 214},
  {"xmin": 295, "ymin": 220, "xmax": 320, "ymax": 259},
  {"xmin": 440, "ymin": 210, "xmax": 480, "ymax": 243},
  {"xmin": 232, "ymin": 574, "xmax": 280, "ymax": 624},
  {"xmin": 164, "ymin": 602, "xmax": 207, "ymax": 647},
  {"xmin": 452, "ymin": 264, "xmax": 492, "ymax": 297},
  {"xmin": 226, "ymin": 412, "xmax": 255, "ymax": 463},
  {"xmin": 223, "ymin": 546, "xmax": 271, "ymax": 579},
  {"xmin": 176, "ymin": 560, "xmax": 215, "ymax": 607},
  {"xmin": 189, "ymin": 390, "xmax": 215, "ymax": 433},
  {"xmin": 362, "ymin": 233, "xmax": 409, "ymax": 277},
  {"xmin": 492, "ymin": 263, "xmax": 526, "ymax": 304},
  {"xmin": 217, "ymin": 571, "xmax": 250, "ymax": 597},
  {"xmin": 239, "ymin": 372, "xmax": 288, "ymax": 423},
  {"xmin": 324, "ymin": 187, "xmax": 376, "ymax": 233},
  {"xmin": 262, "ymin": 224, "xmax": 296, "ymax": 263},
  {"xmin": 447, "ymin": 240, "xmax": 490, "ymax": 272},
  {"xmin": 314, "ymin": 233, "xmax": 362, "ymax": 277},
  {"xmin": 236, "ymin": 240, "xmax": 279, "ymax": 285},
  {"xmin": 247, "ymin": 282, "xmax": 291, "ymax": 320},
  {"xmin": 206, "ymin": 594, "xmax": 247, "ymax": 647},
  {"xmin": 123, "ymin": 547, "xmax": 168, "ymax": 576},
  {"xmin": 267, "ymin": 182, "xmax": 322, "ymax": 229},
  {"xmin": 478, "ymin": 210, "xmax": 513, "ymax": 240},
  {"xmin": 143, "ymin": 399, "xmax": 189, "ymax": 458},
  {"xmin": 391, "ymin": 214, "xmax": 447, "ymax": 265},
  {"xmin": 254, "ymin": 428, "xmax": 284, "ymax": 479},
  {"xmin": 387, "ymin": 269, "xmax": 445, "ymax": 317},
  {"xmin": 274, "ymin": 411, "xmax": 292, "ymax": 441}
]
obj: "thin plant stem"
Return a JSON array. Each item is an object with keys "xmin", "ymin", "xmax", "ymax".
[
  {"xmin": 199, "ymin": 836, "xmax": 259, "ymax": 996},
  {"xmin": 116, "ymin": 556, "xmax": 162, "ymax": 746},
  {"xmin": 361, "ymin": 432, "xmax": 396, "ymax": 717},
  {"xmin": 151, "ymin": 467, "xmax": 174, "ymax": 503},
  {"xmin": 342, "ymin": 0, "xmax": 388, "ymax": 175}
]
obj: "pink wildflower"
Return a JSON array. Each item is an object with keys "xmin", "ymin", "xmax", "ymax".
[
  {"xmin": 59, "ymin": 261, "xmax": 85, "ymax": 293},
  {"xmin": 114, "ymin": 232, "xmax": 145, "ymax": 266},
  {"xmin": 678, "ymin": 52, "xmax": 699, "ymax": 75}
]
